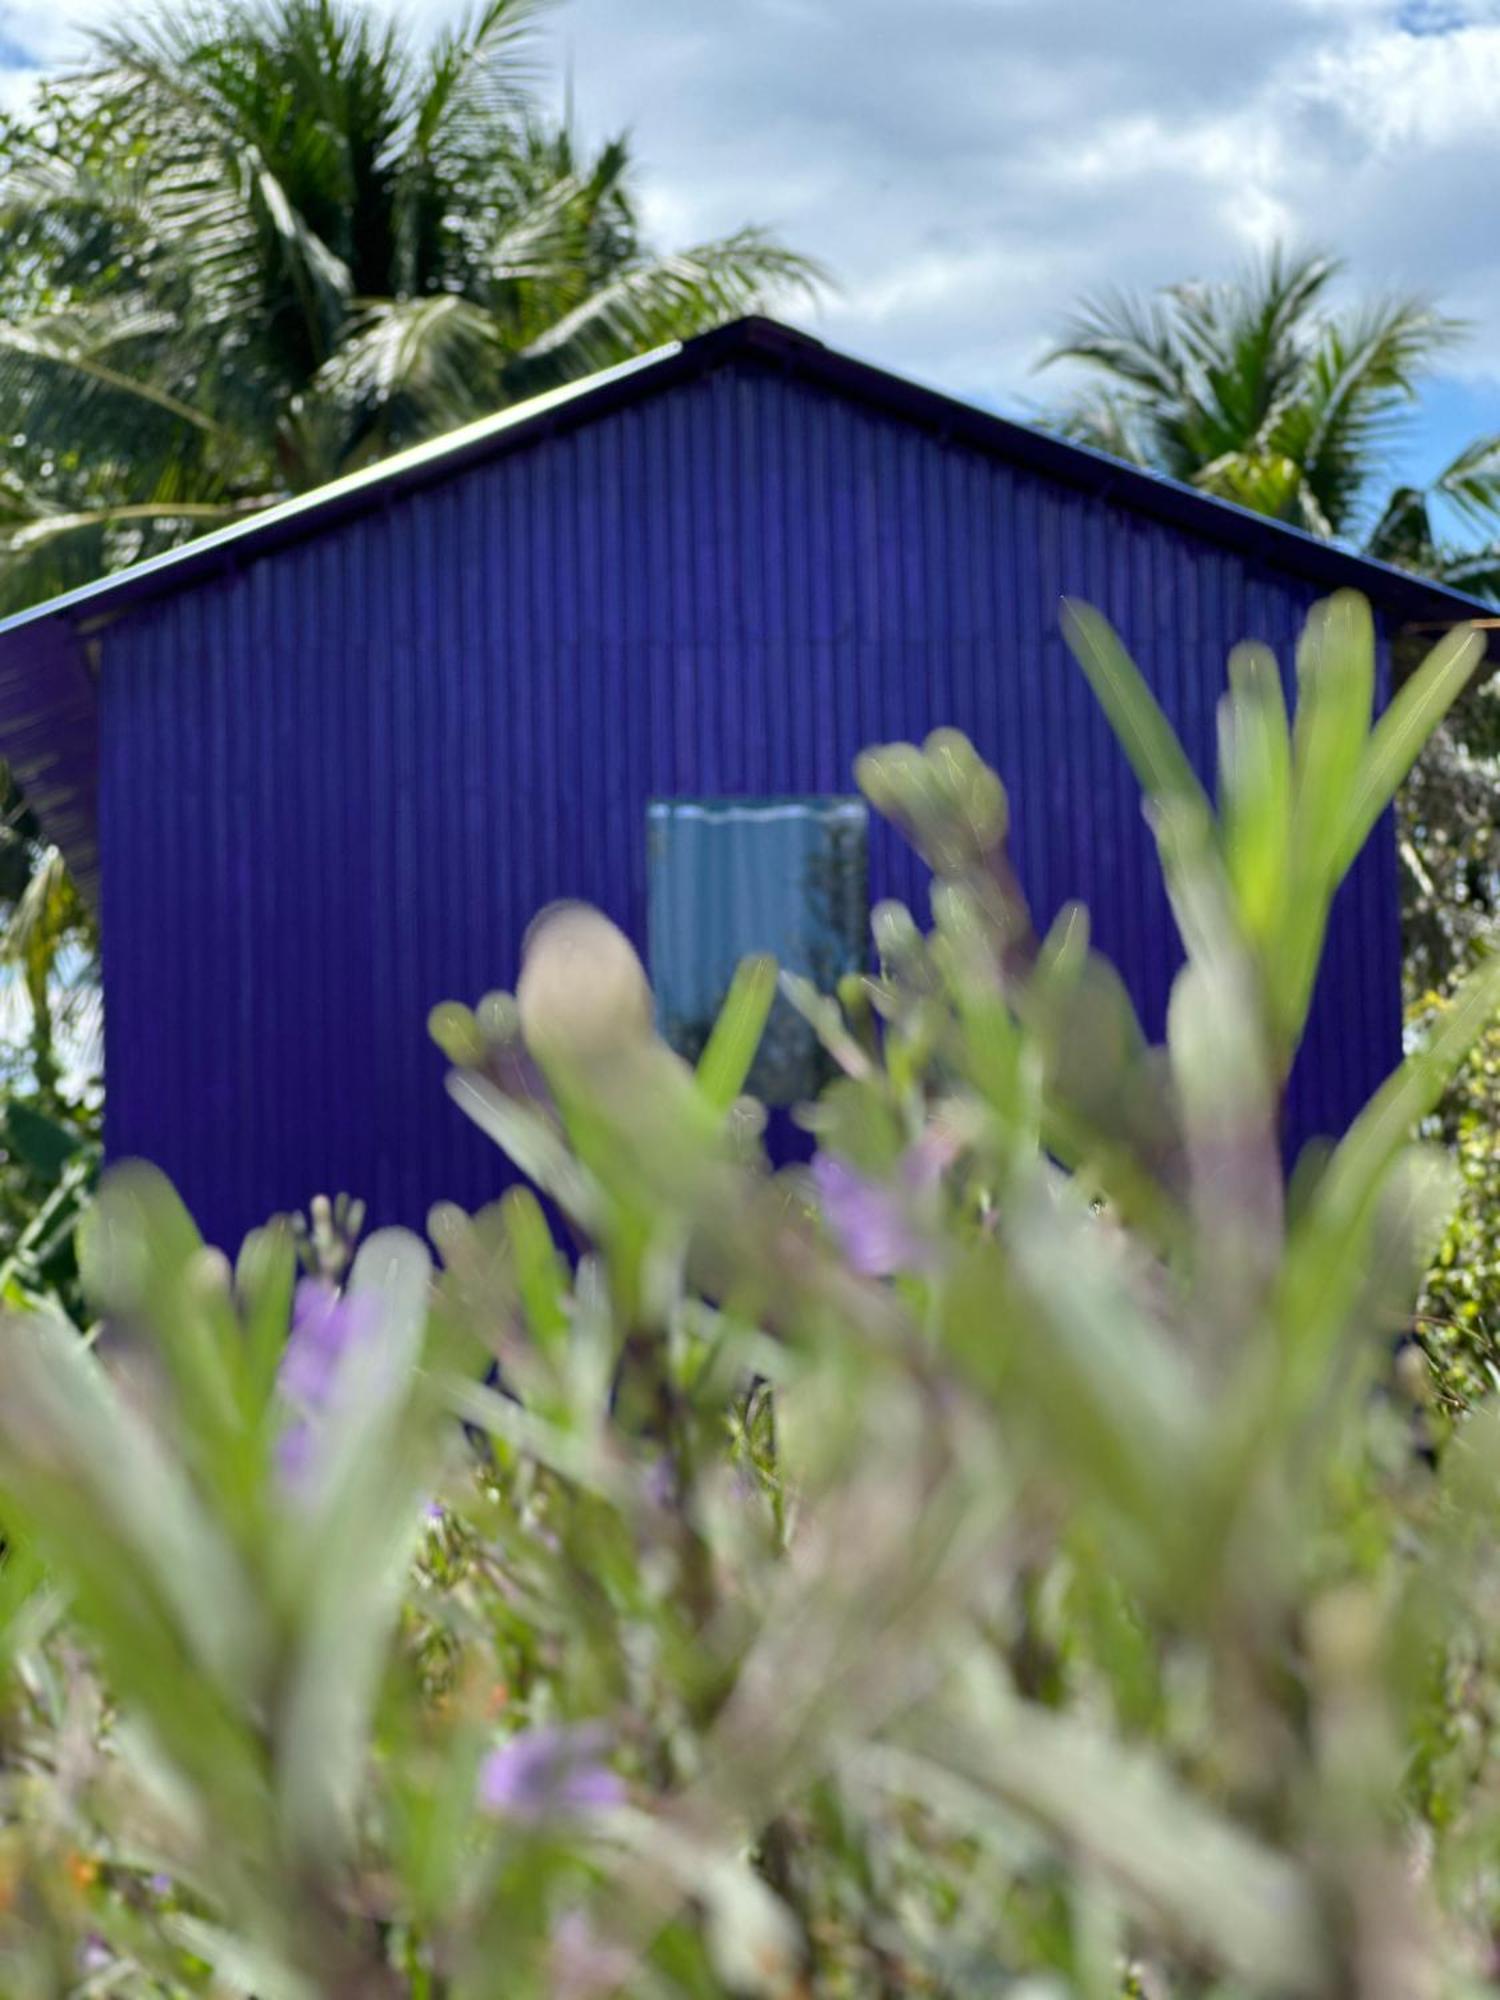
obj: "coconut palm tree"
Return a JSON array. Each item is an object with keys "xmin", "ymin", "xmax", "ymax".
[
  {"xmin": 1042, "ymin": 247, "xmax": 1500, "ymax": 587},
  {"xmin": 1044, "ymin": 247, "xmax": 1500, "ymax": 995},
  {"xmin": 0, "ymin": 0, "xmax": 820, "ymax": 1083},
  {"xmin": 0, "ymin": 0, "xmax": 821, "ymax": 609}
]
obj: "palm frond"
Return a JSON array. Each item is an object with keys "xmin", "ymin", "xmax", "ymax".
[
  {"xmin": 1429, "ymin": 434, "xmax": 1500, "ymax": 540},
  {"xmin": 0, "ymin": 306, "xmax": 218, "ymax": 437},
  {"xmin": 1429, "ymin": 545, "xmax": 1500, "ymax": 607},
  {"xmin": 305, "ymin": 293, "xmax": 506, "ymax": 458},
  {"xmin": 1168, "ymin": 248, "xmax": 1336, "ymax": 378},
  {"xmin": 3, "ymin": 845, "xmax": 92, "ymax": 975},
  {"xmin": 78, "ymin": 5, "xmax": 357, "ymax": 364},
  {"xmin": 243, "ymin": 151, "xmax": 355, "ymax": 362},
  {"xmin": 411, "ymin": 0, "xmax": 544, "ymax": 157},
  {"xmin": 1279, "ymin": 297, "xmax": 1460, "ymax": 538},
  {"xmin": 1365, "ymin": 485, "xmax": 1437, "ymax": 573},
  {"xmin": 1044, "ymin": 391, "xmax": 1158, "ymax": 466},
  {"xmin": 1168, "ymin": 248, "xmax": 1340, "ymax": 463},
  {"xmin": 1040, "ymin": 287, "xmax": 1189, "ymax": 407},
  {"xmin": 512, "ymin": 229, "xmax": 824, "ymax": 384},
  {"xmin": 1038, "ymin": 248, "xmax": 1500, "ymax": 566},
  {"xmin": 0, "ymin": 0, "xmax": 823, "ymax": 546},
  {"xmin": 0, "ymin": 498, "xmax": 265, "ymax": 556}
]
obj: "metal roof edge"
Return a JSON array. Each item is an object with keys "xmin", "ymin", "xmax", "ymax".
[
  {"xmin": 735, "ymin": 321, "xmax": 1498, "ymax": 628},
  {"xmin": 0, "ymin": 338, "xmax": 689, "ymax": 642},
  {"xmin": 0, "ymin": 314, "xmax": 1492, "ymax": 644}
]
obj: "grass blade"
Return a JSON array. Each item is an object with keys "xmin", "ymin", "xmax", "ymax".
[
  {"xmin": 1336, "ymin": 623, "xmax": 1484, "ymax": 877},
  {"xmin": 694, "ymin": 954, "xmax": 777, "ymax": 1114}
]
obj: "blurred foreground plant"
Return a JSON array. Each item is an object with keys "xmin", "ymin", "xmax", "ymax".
[{"xmin": 0, "ymin": 592, "xmax": 1495, "ymax": 1995}]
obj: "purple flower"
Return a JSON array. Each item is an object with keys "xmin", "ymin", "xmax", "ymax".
[
  {"xmin": 278, "ymin": 1279, "xmax": 370, "ymax": 1409},
  {"xmin": 811, "ymin": 1151, "xmax": 938, "ymax": 1277},
  {"xmin": 274, "ymin": 1278, "xmax": 376, "ymax": 1491},
  {"xmin": 78, "ymin": 1934, "xmax": 111, "ymax": 1974},
  {"xmin": 477, "ymin": 1724, "xmax": 625, "ymax": 1822}
]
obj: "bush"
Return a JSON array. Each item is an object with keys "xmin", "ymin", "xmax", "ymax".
[
  {"xmin": 0, "ymin": 593, "xmax": 1494, "ymax": 1996},
  {"xmin": 1414, "ymin": 995, "xmax": 1500, "ymax": 1411},
  {"xmin": 1402, "ymin": 672, "xmax": 1500, "ymax": 1408}
]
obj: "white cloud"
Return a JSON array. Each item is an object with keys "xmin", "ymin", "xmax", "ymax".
[
  {"xmin": 2, "ymin": 0, "xmax": 1499, "ymax": 449},
  {"xmin": 512, "ymin": 0, "xmax": 1500, "ymax": 447}
]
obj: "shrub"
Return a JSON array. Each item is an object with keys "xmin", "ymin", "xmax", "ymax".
[
  {"xmin": 0, "ymin": 593, "xmax": 1493, "ymax": 1996},
  {"xmin": 1413, "ymin": 994, "xmax": 1500, "ymax": 1411},
  {"xmin": 1402, "ymin": 670, "xmax": 1500, "ymax": 1409}
]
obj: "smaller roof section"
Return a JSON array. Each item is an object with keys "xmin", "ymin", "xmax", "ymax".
[{"xmin": 0, "ymin": 314, "xmax": 1494, "ymax": 905}]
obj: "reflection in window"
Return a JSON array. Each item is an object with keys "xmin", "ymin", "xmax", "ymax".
[{"xmin": 646, "ymin": 798, "xmax": 869, "ymax": 1106}]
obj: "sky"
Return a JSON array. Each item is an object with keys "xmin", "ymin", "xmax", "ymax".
[{"xmin": 2, "ymin": 0, "xmax": 1499, "ymax": 487}]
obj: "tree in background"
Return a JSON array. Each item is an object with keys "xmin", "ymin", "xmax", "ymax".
[
  {"xmin": 0, "ymin": 0, "xmax": 820, "ymax": 610},
  {"xmin": 0, "ymin": 0, "xmax": 819, "ymax": 1094},
  {"xmin": 1044, "ymin": 247, "xmax": 1500, "ymax": 579},
  {"xmin": 1044, "ymin": 246, "xmax": 1500, "ymax": 1391}
]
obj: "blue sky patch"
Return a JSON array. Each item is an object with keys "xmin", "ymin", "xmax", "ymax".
[{"xmin": 1398, "ymin": 0, "xmax": 1470, "ymax": 30}]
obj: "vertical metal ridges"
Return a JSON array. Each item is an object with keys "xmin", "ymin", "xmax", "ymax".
[{"xmin": 98, "ymin": 359, "xmax": 1401, "ymax": 1245}]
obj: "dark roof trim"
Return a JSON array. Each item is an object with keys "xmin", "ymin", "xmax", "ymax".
[
  {"xmin": 738, "ymin": 321, "xmax": 1495, "ymax": 627},
  {"xmin": 0, "ymin": 314, "xmax": 1494, "ymax": 644}
]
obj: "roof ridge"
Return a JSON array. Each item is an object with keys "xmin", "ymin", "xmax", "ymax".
[{"xmin": 0, "ymin": 313, "xmax": 1491, "ymax": 642}]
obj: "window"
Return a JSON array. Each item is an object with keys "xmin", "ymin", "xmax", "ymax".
[{"xmin": 646, "ymin": 797, "xmax": 869, "ymax": 1105}]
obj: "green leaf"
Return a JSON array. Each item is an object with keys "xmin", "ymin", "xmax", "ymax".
[
  {"xmin": 444, "ymin": 1374, "xmax": 639, "ymax": 1505},
  {"xmin": 1322, "ymin": 951, "xmax": 1500, "ymax": 1224},
  {"xmin": 952, "ymin": 1180, "xmax": 1205, "ymax": 1578},
  {"xmin": 1264, "ymin": 952, "xmax": 1500, "ymax": 1416},
  {"xmin": 78, "ymin": 1163, "xmax": 251, "ymax": 1521},
  {"xmin": 3, "ymin": 1099, "xmax": 88, "ymax": 1182},
  {"xmin": 276, "ymin": 1228, "xmax": 435, "ymax": 1862},
  {"xmin": 1217, "ymin": 640, "xmax": 1292, "ymax": 952},
  {"xmin": 0, "ymin": 1304, "xmax": 270, "ymax": 1807},
  {"xmin": 694, "ymin": 953, "xmax": 777, "ymax": 1114},
  {"xmin": 446, "ymin": 1070, "xmax": 603, "ymax": 1229},
  {"xmin": 1288, "ymin": 590, "xmax": 1374, "ymax": 881},
  {"xmin": 501, "ymin": 1184, "xmax": 570, "ymax": 1355},
  {"xmin": 1061, "ymin": 600, "xmax": 1214, "ymax": 828},
  {"xmin": 161, "ymin": 1915, "xmax": 319, "ymax": 2000},
  {"xmin": 883, "ymin": 1680, "xmax": 1328, "ymax": 1997},
  {"xmin": 1335, "ymin": 621, "xmax": 1484, "ymax": 877},
  {"xmin": 233, "ymin": 1220, "xmax": 297, "ymax": 1422}
]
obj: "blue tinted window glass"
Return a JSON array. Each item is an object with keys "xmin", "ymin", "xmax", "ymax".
[{"xmin": 646, "ymin": 798, "xmax": 868, "ymax": 1105}]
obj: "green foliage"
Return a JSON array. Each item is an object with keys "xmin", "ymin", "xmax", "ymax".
[
  {"xmin": 1411, "ymin": 991, "xmax": 1500, "ymax": 1410},
  {"xmin": 0, "ymin": 771, "xmax": 101, "ymax": 1317},
  {"xmin": 1043, "ymin": 246, "xmax": 1500, "ymax": 562},
  {"xmin": 1047, "ymin": 250, "xmax": 1500, "ymax": 1399},
  {"xmin": 0, "ymin": 593, "xmax": 1494, "ymax": 1994},
  {"xmin": 0, "ymin": 1087, "xmax": 99, "ymax": 1313}
]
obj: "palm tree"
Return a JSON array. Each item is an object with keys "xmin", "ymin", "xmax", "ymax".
[
  {"xmin": 1042, "ymin": 248, "xmax": 1500, "ymax": 588},
  {"xmin": 0, "ymin": 0, "xmax": 820, "ymax": 1086},
  {"xmin": 1043, "ymin": 247, "xmax": 1500, "ymax": 995},
  {"xmin": 0, "ymin": 0, "xmax": 822, "ymax": 609}
]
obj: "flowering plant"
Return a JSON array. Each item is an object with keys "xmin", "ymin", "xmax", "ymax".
[{"xmin": 0, "ymin": 593, "xmax": 1494, "ymax": 1996}]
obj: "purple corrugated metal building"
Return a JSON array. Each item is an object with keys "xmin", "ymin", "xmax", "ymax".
[{"xmin": 0, "ymin": 316, "xmax": 1488, "ymax": 1247}]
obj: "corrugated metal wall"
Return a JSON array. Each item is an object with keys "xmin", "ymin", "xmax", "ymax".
[{"xmin": 98, "ymin": 357, "xmax": 1400, "ymax": 1247}]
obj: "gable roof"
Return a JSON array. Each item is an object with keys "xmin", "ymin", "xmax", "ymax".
[{"xmin": 1, "ymin": 312, "xmax": 1495, "ymax": 905}]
